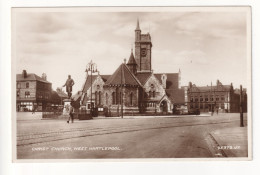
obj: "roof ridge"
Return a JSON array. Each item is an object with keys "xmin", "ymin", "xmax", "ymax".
[{"xmin": 123, "ymin": 64, "xmax": 142, "ymax": 87}]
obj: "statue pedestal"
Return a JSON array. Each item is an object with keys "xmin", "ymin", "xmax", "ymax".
[{"xmin": 63, "ymin": 99, "xmax": 71, "ymax": 115}]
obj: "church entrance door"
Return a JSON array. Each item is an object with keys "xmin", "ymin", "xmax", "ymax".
[{"xmin": 160, "ymin": 100, "xmax": 168, "ymax": 113}]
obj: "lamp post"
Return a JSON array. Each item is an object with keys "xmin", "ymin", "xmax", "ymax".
[{"xmin": 86, "ymin": 60, "xmax": 98, "ymax": 117}]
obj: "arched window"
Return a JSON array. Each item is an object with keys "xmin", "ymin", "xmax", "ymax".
[
  {"xmin": 119, "ymin": 92, "xmax": 122, "ymax": 104},
  {"xmin": 106, "ymin": 93, "xmax": 108, "ymax": 105},
  {"xmin": 130, "ymin": 92, "xmax": 133, "ymax": 106},
  {"xmin": 99, "ymin": 91, "xmax": 101, "ymax": 105},
  {"xmin": 26, "ymin": 82, "xmax": 29, "ymax": 88},
  {"xmin": 95, "ymin": 91, "xmax": 97, "ymax": 105},
  {"xmin": 116, "ymin": 87, "xmax": 119, "ymax": 104},
  {"xmin": 149, "ymin": 91, "xmax": 152, "ymax": 98},
  {"xmin": 112, "ymin": 92, "xmax": 116, "ymax": 104}
]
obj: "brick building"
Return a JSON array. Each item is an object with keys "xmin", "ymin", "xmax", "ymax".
[
  {"xmin": 80, "ymin": 20, "xmax": 185, "ymax": 115},
  {"xmin": 16, "ymin": 70, "xmax": 52, "ymax": 111},
  {"xmin": 187, "ymin": 80, "xmax": 247, "ymax": 113}
]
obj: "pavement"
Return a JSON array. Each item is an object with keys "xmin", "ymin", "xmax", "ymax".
[
  {"xmin": 210, "ymin": 126, "xmax": 248, "ymax": 157},
  {"xmin": 16, "ymin": 113, "xmax": 249, "ymax": 159}
]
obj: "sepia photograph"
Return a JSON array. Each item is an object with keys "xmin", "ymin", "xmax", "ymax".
[{"xmin": 12, "ymin": 7, "xmax": 251, "ymax": 161}]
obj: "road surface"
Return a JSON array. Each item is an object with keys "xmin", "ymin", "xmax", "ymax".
[{"xmin": 16, "ymin": 113, "xmax": 248, "ymax": 159}]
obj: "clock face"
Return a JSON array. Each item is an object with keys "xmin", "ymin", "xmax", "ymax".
[{"xmin": 141, "ymin": 49, "xmax": 147, "ymax": 56}]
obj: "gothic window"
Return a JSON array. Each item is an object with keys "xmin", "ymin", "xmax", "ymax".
[
  {"xmin": 25, "ymin": 91, "xmax": 30, "ymax": 98},
  {"xmin": 106, "ymin": 93, "xmax": 108, "ymax": 105},
  {"xmin": 112, "ymin": 92, "xmax": 116, "ymax": 104},
  {"xmin": 99, "ymin": 91, "xmax": 101, "ymax": 105},
  {"xmin": 26, "ymin": 82, "xmax": 29, "ymax": 88},
  {"xmin": 95, "ymin": 91, "xmax": 97, "ymax": 104},
  {"xmin": 119, "ymin": 92, "xmax": 122, "ymax": 104},
  {"xmin": 149, "ymin": 91, "xmax": 152, "ymax": 98},
  {"xmin": 130, "ymin": 92, "xmax": 133, "ymax": 106}
]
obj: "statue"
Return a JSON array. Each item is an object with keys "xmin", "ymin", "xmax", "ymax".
[{"xmin": 63, "ymin": 75, "xmax": 75, "ymax": 99}]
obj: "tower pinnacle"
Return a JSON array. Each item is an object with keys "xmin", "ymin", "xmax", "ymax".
[{"xmin": 136, "ymin": 19, "xmax": 141, "ymax": 31}]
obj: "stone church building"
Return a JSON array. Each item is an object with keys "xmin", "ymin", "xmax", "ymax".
[{"xmin": 80, "ymin": 20, "xmax": 184, "ymax": 116}]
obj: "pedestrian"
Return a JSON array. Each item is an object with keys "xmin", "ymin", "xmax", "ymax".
[
  {"xmin": 211, "ymin": 108, "xmax": 214, "ymax": 116},
  {"xmin": 32, "ymin": 105, "xmax": 37, "ymax": 114},
  {"xmin": 67, "ymin": 102, "xmax": 74, "ymax": 124}
]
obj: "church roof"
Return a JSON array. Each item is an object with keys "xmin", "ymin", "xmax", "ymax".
[
  {"xmin": 135, "ymin": 72, "xmax": 152, "ymax": 85},
  {"xmin": 166, "ymin": 89, "xmax": 185, "ymax": 104},
  {"xmin": 154, "ymin": 73, "xmax": 179, "ymax": 90},
  {"xmin": 82, "ymin": 74, "xmax": 111, "ymax": 92},
  {"xmin": 127, "ymin": 50, "xmax": 137, "ymax": 65},
  {"xmin": 105, "ymin": 63, "xmax": 141, "ymax": 86}
]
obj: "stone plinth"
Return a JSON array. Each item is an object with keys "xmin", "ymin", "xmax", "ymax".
[{"xmin": 63, "ymin": 98, "xmax": 71, "ymax": 115}]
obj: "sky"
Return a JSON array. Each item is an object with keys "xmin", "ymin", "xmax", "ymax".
[{"xmin": 13, "ymin": 8, "xmax": 249, "ymax": 94}]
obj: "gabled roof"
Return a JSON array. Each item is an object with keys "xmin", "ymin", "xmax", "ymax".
[
  {"xmin": 166, "ymin": 89, "xmax": 185, "ymax": 104},
  {"xmin": 16, "ymin": 73, "xmax": 51, "ymax": 83},
  {"xmin": 135, "ymin": 72, "xmax": 152, "ymax": 85},
  {"xmin": 154, "ymin": 73, "xmax": 179, "ymax": 90},
  {"xmin": 72, "ymin": 91, "xmax": 82, "ymax": 101},
  {"xmin": 105, "ymin": 64, "xmax": 142, "ymax": 86},
  {"xmin": 82, "ymin": 74, "xmax": 110, "ymax": 93}
]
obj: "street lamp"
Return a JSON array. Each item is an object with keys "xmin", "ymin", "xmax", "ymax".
[{"xmin": 86, "ymin": 60, "xmax": 98, "ymax": 117}]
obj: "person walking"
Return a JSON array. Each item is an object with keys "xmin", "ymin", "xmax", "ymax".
[{"xmin": 67, "ymin": 102, "xmax": 74, "ymax": 124}]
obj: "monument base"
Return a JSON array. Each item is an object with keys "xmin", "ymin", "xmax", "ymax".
[{"xmin": 63, "ymin": 98, "xmax": 71, "ymax": 115}]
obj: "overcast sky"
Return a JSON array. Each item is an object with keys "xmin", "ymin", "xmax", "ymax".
[{"xmin": 13, "ymin": 8, "xmax": 249, "ymax": 93}]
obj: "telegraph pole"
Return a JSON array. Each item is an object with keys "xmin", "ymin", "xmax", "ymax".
[
  {"xmin": 240, "ymin": 85, "xmax": 244, "ymax": 127},
  {"xmin": 120, "ymin": 64, "xmax": 124, "ymax": 118}
]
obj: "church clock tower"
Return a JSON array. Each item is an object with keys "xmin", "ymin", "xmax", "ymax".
[{"xmin": 134, "ymin": 19, "xmax": 152, "ymax": 73}]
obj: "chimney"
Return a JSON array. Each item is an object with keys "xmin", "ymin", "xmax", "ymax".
[
  {"xmin": 42, "ymin": 73, "xmax": 47, "ymax": 81},
  {"xmin": 216, "ymin": 79, "xmax": 220, "ymax": 86},
  {"xmin": 22, "ymin": 70, "xmax": 27, "ymax": 78},
  {"xmin": 189, "ymin": 82, "xmax": 192, "ymax": 88},
  {"xmin": 161, "ymin": 74, "xmax": 167, "ymax": 89}
]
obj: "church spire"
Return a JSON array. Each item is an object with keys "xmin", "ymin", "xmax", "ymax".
[{"xmin": 135, "ymin": 18, "xmax": 141, "ymax": 31}]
